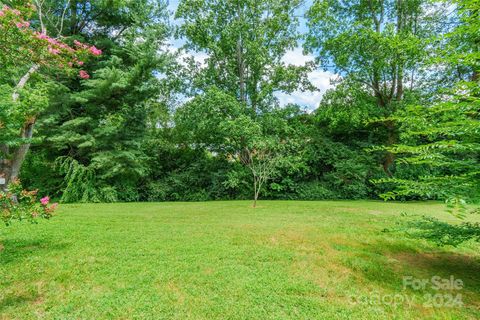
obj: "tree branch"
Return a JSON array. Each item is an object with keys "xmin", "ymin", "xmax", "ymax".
[{"xmin": 12, "ymin": 65, "xmax": 40, "ymax": 102}]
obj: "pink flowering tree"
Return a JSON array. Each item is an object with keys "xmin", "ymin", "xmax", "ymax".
[{"xmin": 0, "ymin": 0, "xmax": 101, "ymax": 193}]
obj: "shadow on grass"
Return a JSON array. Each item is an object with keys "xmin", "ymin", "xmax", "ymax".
[
  {"xmin": 342, "ymin": 238, "xmax": 480, "ymax": 300},
  {"xmin": 0, "ymin": 238, "xmax": 69, "ymax": 312},
  {"xmin": 0, "ymin": 238, "xmax": 70, "ymax": 265},
  {"xmin": 0, "ymin": 293, "xmax": 39, "ymax": 313},
  {"xmin": 392, "ymin": 250, "xmax": 480, "ymax": 286}
]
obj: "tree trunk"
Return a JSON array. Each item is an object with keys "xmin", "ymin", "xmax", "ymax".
[
  {"xmin": 0, "ymin": 161, "xmax": 11, "ymax": 193},
  {"xmin": 237, "ymin": 37, "xmax": 246, "ymax": 102},
  {"xmin": 236, "ymin": 3, "xmax": 247, "ymax": 106},
  {"xmin": 383, "ymin": 120, "xmax": 396, "ymax": 177},
  {"xmin": 0, "ymin": 65, "xmax": 39, "ymax": 193},
  {"xmin": 11, "ymin": 120, "xmax": 36, "ymax": 182},
  {"xmin": 12, "ymin": 65, "xmax": 39, "ymax": 101},
  {"xmin": 237, "ymin": 40, "xmax": 246, "ymax": 105},
  {"xmin": 396, "ymin": 65, "xmax": 404, "ymax": 101},
  {"xmin": 396, "ymin": 0, "xmax": 404, "ymax": 101},
  {"xmin": 383, "ymin": 152, "xmax": 395, "ymax": 177},
  {"xmin": 253, "ymin": 178, "xmax": 257, "ymax": 208},
  {"xmin": 70, "ymin": 0, "xmax": 77, "ymax": 34},
  {"xmin": 0, "ymin": 144, "xmax": 9, "ymax": 192},
  {"xmin": 379, "ymin": 0, "xmax": 404, "ymax": 177},
  {"xmin": 0, "ymin": 120, "xmax": 35, "ymax": 190}
]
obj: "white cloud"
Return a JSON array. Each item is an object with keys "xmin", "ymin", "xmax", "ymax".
[
  {"xmin": 281, "ymin": 47, "xmax": 313, "ymax": 66},
  {"xmin": 277, "ymin": 48, "xmax": 337, "ymax": 110},
  {"xmin": 160, "ymin": 39, "xmax": 208, "ymax": 67},
  {"xmin": 189, "ymin": 52, "xmax": 209, "ymax": 66},
  {"xmin": 275, "ymin": 70, "xmax": 335, "ymax": 110}
]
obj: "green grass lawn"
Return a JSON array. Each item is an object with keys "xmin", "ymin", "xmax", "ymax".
[{"xmin": 1, "ymin": 201, "xmax": 479, "ymax": 319}]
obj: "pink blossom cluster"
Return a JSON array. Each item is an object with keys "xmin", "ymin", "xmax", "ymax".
[
  {"xmin": 79, "ymin": 70, "xmax": 90, "ymax": 79},
  {"xmin": 73, "ymin": 41, "xmax": 102, "ymax": 79},
  {"xmin": 0, "ymin": 6, "xmax": 10, "ymax": 17},
  {"xmin": 15, "ymin": 21, "xmax": 30, "ymax": 28},
  {"xmin": 48, "ymin": 47, "xmax": 60, "ymax": 55},
  {"xmin": 34, "ymin": 32, "xmax": 95, "ymax": 80},
  {"xmin": 35, "ymin": 32, "xmax": 75, "ymax": 53},
  {"xmin": 89, "ymin": 46, "xmax": 102, "ymax": 56},
  {"xmin": 2, "ymin": 3, "xmax": 101, "ymax": 81},
  {"xmin": 1, "ymin": 5, "xmax": 29, "ymax": 28},
  {"xmin": 0, "ymin": 5, "xmax": 20, "ymax": 17},
  {"xmin": 74, "ymin": 40, "xmax": 102, "ymax": 56},
  {"xmin": 40, "ymin": 196, "xmax": 59, "ymax": 214},
  {"xmin": 73, "ymin": 40, "xmax": 86, "ymax": 48},
  {"xmin": 68, "ymin": 59, "xmax": 84, "ymax": 67},
  {"xmin": 40, "ymin": 196, "xmax": 50, "ymax": 205}
]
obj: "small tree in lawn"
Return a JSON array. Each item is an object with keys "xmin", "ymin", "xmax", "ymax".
[
  {"xmin": 222, "ymin": 115, "xmax": 284, "ymax": 208},
  {"xmin": 240, "ymin": 139, "xmax": 282, "ymax": 208}
]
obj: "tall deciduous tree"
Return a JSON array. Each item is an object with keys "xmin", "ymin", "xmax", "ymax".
[
  {"xmin": 305, "ymin": 0, "xmax": 442, "ymax": 175},
  {"xmin": 375, "ymin": 0, "xmax": 480, "ymax": 246},
  {"xmin": 176, "ymin": 0, "xmax": 314, "ymax": 113},
  {"xmin": 376, "ymin": 0, "xmax": 480, "ymax": 204}
]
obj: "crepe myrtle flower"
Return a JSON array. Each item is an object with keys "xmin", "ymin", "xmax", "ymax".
[
  {"xmin": 40, "ymin": 196, "xmax": 50, "ymax": 206},
  {"xmin": 79, "ymin": 70, "xmax": 90, "ymax": 79}
]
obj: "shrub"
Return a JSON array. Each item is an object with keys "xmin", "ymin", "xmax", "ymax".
[
  {"xmin": 0, "ymin": 180, "xmax": 58, "ymax": 226},
  {"xmin": 296, "ymin": 181, "xmax": 336, "ymax": 200}
]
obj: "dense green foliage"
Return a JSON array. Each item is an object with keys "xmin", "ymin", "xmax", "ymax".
[
  {"xmin": 9, "ymin": 0, "xmax": 173, "ymax": 202},
  {"xmin": 375, "ymin": 0, "xmax": 480, "ymax": 205}
]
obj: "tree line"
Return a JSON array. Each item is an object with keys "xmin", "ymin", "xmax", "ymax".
[{"xmin": 0, "ymin": 0, "xmax": 478, "ymax": 210}]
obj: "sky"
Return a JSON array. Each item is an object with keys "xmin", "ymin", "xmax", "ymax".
[{"xmin": 165, "ymin": 0, "xmax": 336, "ymax": 111}]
